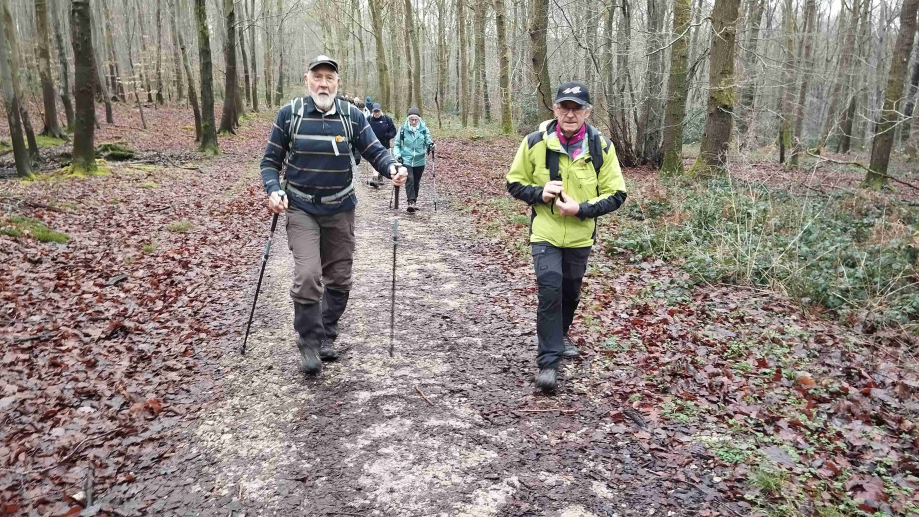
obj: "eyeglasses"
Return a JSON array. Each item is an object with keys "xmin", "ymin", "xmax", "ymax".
[{"xmin": 557, "ymin": 105, "xmax": 587, "ymax": 115}]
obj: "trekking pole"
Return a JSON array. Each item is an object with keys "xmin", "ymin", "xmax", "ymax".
[
  {"xmin": 241, "ymin": 191, "xmax": 286, "ymax": 355},
  {"xmin": 430, "ymin": 148, "xmax": 438, "ymax": 212},
  {"xmin": 389, "ymin": 218, "xmax": 399, "ymax": 357}
]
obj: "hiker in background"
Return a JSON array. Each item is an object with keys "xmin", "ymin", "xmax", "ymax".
[
  {"xmin": 368, "ymin": 103, "xmax": 397, "ymax": 189},
  {"xmin": 363, "ymin": 96, "xmax": 373, "ymax": 118},
  {"xmin": 259, "ymin": 55, "xmax": 408, "ymax": 376},
  {"xmin": 505, "ymin": 82, "xmax": 627, "ymax": 392},
  {"xmin": 393, "ymin": 107, "xmax": 434, "ymax": 213}
]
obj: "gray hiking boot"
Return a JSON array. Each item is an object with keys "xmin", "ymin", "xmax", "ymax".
[
  {"xmin": 562, "ymin": 335, "xmax": 579, "ymax": 358},
  {"xmin": 319, "ymin": 339, "xmax": 339, "ymax": 361},
  {"xmin": 298, "ymin": 340, "xmax": 322, "ymax": 375},
  {"xmin": 535, "ymin": 367, "xmax": 558, "ymax": 392}
]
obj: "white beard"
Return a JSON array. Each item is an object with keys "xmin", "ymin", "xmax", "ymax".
[{"xmin": 309, "ymin": 87, "xmax": 336, "ymax": 112}]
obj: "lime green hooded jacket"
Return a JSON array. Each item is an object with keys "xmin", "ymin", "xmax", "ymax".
[{"xmin": 506, "ymin": 120, "xmax": 627, "ymax": 248}]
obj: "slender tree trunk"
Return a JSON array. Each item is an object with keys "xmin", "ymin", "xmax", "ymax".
[
  {"xmin": 472, "ymin": 0, "xmax": 486, "ymax": 125},
  {"xmin": 369, "ymin": 0, "xmax": 391, "ymax": 109},
  {"xmin": 818, "ymin": 0, "xmax": 860, "ymax": 150},
  {"xmin": 102, "ymin": 0, "xmax": 125, "ymax": 101},
  {"xmin": 263, "ymin": 0, "xmax": 273, "ymax": 107},
  {"xmin": 790, "ymin": 0, "xmax": 816, "ymax": 165},
  {"xmin": 529, "ymin": 0, "xmax": 552, "ymax": 121},
  {"xmin": 660, "ymin": 0, "xmax": 691, "ymax": 175},
  {"xmin": 779, "ymin": 0, "xmax": 795, "ymax": 164},
  {"xmin": 458, "ymin": 0, "xmax": 471, "ymax": 125},
  {"xmin": 170, "ymin": 0, "xmax": 185, "ymax": 102},
  {"xmin": 274, "ymin": 0, "xmax": 283, "ymax": 106},
  {"xmin": 403, "ymin": 0, "xmax": 415, "ymax": 111},
  {"xmin": 236, "ymin": 1, "xmax": 251, "ymax": 110},
  {"xmin": 71, "ymin": 0, "xmax": 96, "ymax": 174},
  {"xmin": 410, "ymin": 1, "xmax": 423, "ymax": 113},
  {"xmin": 247, "ymin": 0, "xmax": 258, "ymax": 111},
  {"xmin": 838, "ymin": 94, "xmax": 856, "ymax": 153},
  {"xmin": 435, "ymin": 0, "xmax": 446, "ymax": 127},
  {"xmin": 900, "ymin": 46, "xmax": 919, "ymax": 145},
  {"xmin": 687, "ymin": 0, "xmax": 741, "ymax": 177},
  {"xmin": 866, "ymin": 0, "xmax": 919, "ymax": 187},
  {"xmin": 194, "ymin": 0, "xmax": 219, "ymax": 154},
  {"xmin": 219, "ymin": 0, "xmax": 238, "ymax": 133},
  {"xmin": 737, "ymin": 0, "xmax": 763, "ymax": 136},
  {"xmin": 155, "ymin": 0, "xmax": 165, "ymax": 103},
  {"xmin": 173, "ymin": 0, "xmax": 201, "ymax": 140},
  {"xmin": 89, "ymin": 9, "xmax": 114, "ymax": 124},
  {"xmin": 639, "ymin": 0, "xmax": 664, "ymax": 167},
  {"xmin": 3, "ymin": 2, "xmax": 40, "ymax": 162},
  {"xmin": 135, "ymin": 0, "xmax": 154, "ymax": 103},
  {"xmin": 495, "ymin": 0, "xmax": 512, "ymax": 133},
  {"xmin": 50, "ymin": 0, "xmax": 74, "ymax": 130},
  {"xmin": 0, "ymin": 0, "xmax": 30, "ymax": 177},
  {"xmin": 122, "ymin": 0, "xmax": 147, "ymax": 129},
  {"xmin": 35, "ymin": 0, "xmax": 67, "ymax": 139}
]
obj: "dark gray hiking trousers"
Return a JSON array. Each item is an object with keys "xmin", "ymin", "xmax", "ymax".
[{"xmin": 531, "ymin": 242, "xmax": 591, "ymax": 369}]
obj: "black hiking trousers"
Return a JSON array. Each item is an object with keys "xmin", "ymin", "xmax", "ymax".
[
  {"xmin": 531, "ymin": 242, "xmax": 591, "ymax": 369},
  {"xmin": 405, "ymin": 165, "xmax": 425, "ymax": 203}
]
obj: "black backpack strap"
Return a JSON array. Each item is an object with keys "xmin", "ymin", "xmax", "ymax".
[
  {"xmin": 546, "ymin": 146, "xmax": 560, "ymax": 182},
  {"xmin": 586, "ymin": 124, "xmax": 604, "ymax": 175}
]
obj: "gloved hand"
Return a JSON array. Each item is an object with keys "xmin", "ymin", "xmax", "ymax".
[
  {"xmin": 428, "ymin": 143, "xmax": 436, "ymax": 155},
  {"xmin": 397, "ymin": 156, "xmax": 403, "ymax": 164}
]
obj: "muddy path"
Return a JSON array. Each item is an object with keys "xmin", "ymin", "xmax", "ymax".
[{"xmin": 92, "ymin": 164, "xmax": 721, "ymax": 517}]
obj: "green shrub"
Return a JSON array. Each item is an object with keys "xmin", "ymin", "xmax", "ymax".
[{"xmin": 609, "ymin": 178, "xmax": 919, "ymax": 331}]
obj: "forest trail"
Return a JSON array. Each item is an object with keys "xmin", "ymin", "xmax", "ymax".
[{"xmin": 136, "ymin": 173, "xmax": 672, "ymax": 517}]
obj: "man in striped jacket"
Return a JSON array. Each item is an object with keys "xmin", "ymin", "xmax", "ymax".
[{"xmin": 260, "ymin": 55, "xmax": 408, "ymax": 376}]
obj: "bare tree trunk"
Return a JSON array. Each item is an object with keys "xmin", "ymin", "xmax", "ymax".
[
  {"xmin": 50, "ymin": 0, "xmax": 74, "ymax": 131},
  {"xmin": 660, "ymin": 0, "xmax": 691, "ymax": 175},
  {"xmin": 173, "ymin": 0, "xmax": 201, "ymax": 140},
  {"xmin": 369, "ymin": 0, "xmax": 390, "ymax": 109},
  {"xmin": 818, "ymin": 0, "xmax": 860, "ymax": 151},
  {"xmin": 123, "ymin": 0, "xmax": 147, "ymax": 129},
  {"xmin": 194, "ymin": 0, "xmax": 219, "ymax": 154},
  {"xmin": 155, "ymin": 0, "xmax": 165, "ymax": 103},
  {"xmin": 102, "ymin": 0, "xmax": 125, "ymax": 101},
  {"xmin": 263, "ymin": 0, "xmax": 272, "ymax": 107},
  {"xmin": 529, "ymin": 0, "xmax": 552, "ymax": 121},
  {"xmin": 790, "ymin": 0, "xmax": 815, "ymax": 166},
  {"xmin": 410, "ymin": 0, "xmax": 423, "ymax": 113},
  {"xmin": 247, "ymin": 0, "xmax": 258, "ymax": 111},
  {"xmin": 171, "ymin": 0, "xmax": 185, "ymax": 102},
  {"xmin": 135, "ymin": 0, "xmax": 154, "ymax": 103},
  {"xmin": 35, "ymin": 0, "xmax": 67, "ymax": 139},
  {"xmin": 639, "ymin": 0, "xmax": 664, "ymax": 167},
  {"xmin": 435, "ymin": 0, "xmax": 446, "ymax": 127},
  {"xmin": 495, "ymin": 0, "xmax": 512, "ymax": 133},
  {"xmin": 900, "ymin": 45, "xmax": 919, "ymax": 146},
  {"xmin": 219, "ymin": 0, "xmax": 239, "ymax": 133},
  {"xmin": 472, "ymin": 0, "xmax": 486, "ymax": 125},
  {"xmin": 0, "ymin": 0, "xmax": 30, "ymax": 177},
  {"xmin": 89, "ymin": 6, "xmax": 114, "ymax": 124},
  {"xmin": 403, "ymin": 0, "xmax": 415, "ymax": 111},
  {"xmin": 4, "ymin": 2, "xmax": 40, "ymax": 162},
  {"xmin": 687, "ymin": 0, "xmax": 741, "ymax": 177},
  {"xmin": 71, "ymin": 0, "xmax": 97, "ymax": 174},
  {"xmin": 274, "ymin": 0, "xmax": 283, "ymax": 106},
  {"xmin": 458, "ymin": 0, "xmax": 471, "ymax": 125},
  {"xmin": 779, "ymin": 0, "xmax": 795, "ymax": 164},
  {"xmin": 866, "ymin": 0, "xmax": 919, "ymax": 187},
  {"xmin": 478, "ymin": 0, "xmax": 492, "ymax": 122},
  {"xmin": 737, "ymin": 0, "xmax": 763, "ymax": 136}
]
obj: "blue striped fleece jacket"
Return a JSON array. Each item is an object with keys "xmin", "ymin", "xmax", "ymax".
[{"xmin": 260, "ymin": 96, "xmax": 397, "ymax": 216}]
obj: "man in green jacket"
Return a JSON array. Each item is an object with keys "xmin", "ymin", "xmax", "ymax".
[{"xmin": 506, "ymin": 82, "xmax": 627, "ymax": 392}]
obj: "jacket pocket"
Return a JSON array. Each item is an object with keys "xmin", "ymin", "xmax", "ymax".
[{"xmin": 572, "ymin": 164, "xmax": 598, "ymax": 202}]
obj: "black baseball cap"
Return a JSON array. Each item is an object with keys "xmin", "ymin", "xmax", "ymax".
[
  {"xmin": 555, "ymin": 82, "xmax": 591, "ymax": 106},
  {"xmin": 307, "ymin": 55, "xmax": 339, "ymax": 73}
]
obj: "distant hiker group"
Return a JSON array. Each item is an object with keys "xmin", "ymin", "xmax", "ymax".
[{"xmin": 258, "ymin": 55, "xmax": 625, "ymax": 394}]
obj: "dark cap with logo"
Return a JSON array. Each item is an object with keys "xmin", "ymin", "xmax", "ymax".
[
  {"xmin": 555, "ymin": 82, "xmax": 590, "ymax": 106},
  {"xmin": 307, "ymin": 55, "xmax": 339, "ymax": 73}
]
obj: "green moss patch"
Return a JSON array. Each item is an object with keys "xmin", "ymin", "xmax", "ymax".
[{"xmin": 6, "ymin": 216, "xmax": 69, "ymax": 243}]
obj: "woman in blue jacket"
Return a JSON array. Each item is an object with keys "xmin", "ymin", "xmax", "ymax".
[{"xmin": 393, "ymin": 107, "xmax": 435, "ymax": 212}]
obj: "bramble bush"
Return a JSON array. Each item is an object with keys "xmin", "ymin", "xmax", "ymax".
[{"xmin": 608, "ymin": 177, "xmax": 919, "ymax": 331}]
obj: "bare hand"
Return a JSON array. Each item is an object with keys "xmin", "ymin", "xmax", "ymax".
[
  {"xmin": 268, "ymin": 191, "xmax": 288, "ymax": 214},
  {"xmin": 542, "ymin": 181, "xmax": 564, "ymax": 203},
  {"xmin": 556, "ymin": 191, "xmax": 580, "ymax": 216},
  {"xmin": 391, "ymin": 165, "xmax": 408, "ymax": 186}
]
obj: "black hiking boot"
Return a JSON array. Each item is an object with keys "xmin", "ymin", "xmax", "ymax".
[
  {"xmin": 298, "ymin": 339, "xmax": 322, "ymax": 375},
  {"xmin": 319, "ymin": 339, "xmax": 339, "ymax": 361},
  {"xmin": 561, "ymin": 335, "xmax": 580, "ymax": 358},
  {"xmin": 407, "ymin": 201, "xmax": 416, "ymax": 213},
  {"xmin": 535, "ymin": 367, "xmax": 558, "ymax": 392}
]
